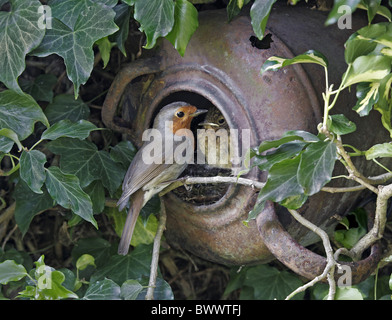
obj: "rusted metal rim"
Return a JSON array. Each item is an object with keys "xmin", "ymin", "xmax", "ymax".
[
  {"xmin": 101, "ymin": 56, "xmax": 166, "ymax": 138},
  {"xmin": 256, "ymin": 201, "xmax": 382, "ymax": 284}
]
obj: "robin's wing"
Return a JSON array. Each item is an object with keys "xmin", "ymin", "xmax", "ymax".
[{"xmin": 117, "ymin": 147, "xmax": 171, "ymax": 211}]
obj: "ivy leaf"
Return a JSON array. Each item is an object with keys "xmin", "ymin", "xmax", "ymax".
[
  {"xmin": 45, "ymin": 166, "xmax": 97, "ymax": 228},
  {"xmin": 361, "ymin": 0, "xmax": 382, "ymax": 23},
  {"xmin": 14, "ymin": 180, "xmax": 55, "ymax": 236},
  {"xmin": 112, "ymin": 3, "xmax": 132, "ymax": 56},
  {"xmin": 132, "ymin": 0, "xmax": 175, "ymax": 49},
  {"xmin": 41, "ymin": 119, "xmax": 98, "ymax": 141},
  {"xmin": 44, "ymin": 94, "xmax": 90, "ymax": 125},
  {"xmin": 84, "ymin": 181, "xmax": 105, "ymax": 214},
  {"xmin": 261, "ymin": 50, "xmax": 328, "ymax": 74},
  {"xmin": 253, "ymin": 142, "xmax": 307, "ymax": 172},
  {"xmin": 365, "ymin": 142, "xmax": 392, "ymax": 159},
  {"xmin": 0, "ymin": 90, "xmax": 49, "ymax": 140},
  {"xmin": 20, "ymin": 150, "xmax": 47, "ymax": 194},
  {"xmin": 227, "ymin": 0, "xmax": 251, "ymax": 21},
  {"xmin": 298, "ymin": 140, "xmax": 337, "ymax": 196},
  {"xmin": 47, "ymin": 138, "xmax": 125, "ymax": 196},
  {"xmin": 0, "ymin": 0, "xmax": 45, "ymax": 92},
  {"xmin": 131, "ymin": 215, "xmax": 158, "ymax": 247},
  {"xmin": 374, "ymin": 74, "xmax": 392, "ymax": 137},
  {"xmin": 82, "ymin": 278, "xmax": 121, "ymax": 300},
  {"xmin": 90, "ymin": 244, "xmax": 152, "ymax": 285},
  {"xmin": 328, "ymin": 114, "xmax": 357, "ymax": 135},
  {"xmin": 110, "ymin": 140, "xmax": 137, "ymax": 169},
  {"xmin": 71, "ymin": 237, "xmax": 112, "ymax": 268},
  {"xmin": 20, "ymin": 74, "xmax": 57, "ymax": 103},
  {"xmin": 120, "ymin": 280, "xmax": 144, "ymax": 300},
  {"xmin": 165, "ymin": 0, "xmax": 198, "ymax": 57},
  {"xmin": 0, "ymin": 260, "xmax": 27, "ymax": 284},
  {"xmin": 0, "ymin": 128, "xmax": 23, "ymax": 151},
  {"xmin": 136, "ymin": 277, "xmax": 174, "ymax": 300},
  {"xmin": 31, "ymin": 0, "xmax": 118, "ymax": 98},
  {"xmin": 353, "ymin": 82, "xmax": 380, "ymax": 116},
  {"xmin": 250, "ymin": 0, "xmax": 277, "ymax": 40},
  {"xmin": 344, "ymin": 24, "xmax": 383, "ymax": 64},
  {"xmin": 243, "ymin": 265, "xmax": 304, "ymax": 300},
  {"xmin": 256, "ymin": 156, "xmax": 304, "ymax": 205},
  {"xmin": 342, "ymin": 55, "xmax": 391, "ymax": 88}
]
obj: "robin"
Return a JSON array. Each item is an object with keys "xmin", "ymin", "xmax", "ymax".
[
  {"xmin": 117, "ymin": 102, "xmax": 207, "ymax": 255},
  {"xmin": 197, "ymin": 108, "xmax": 232, "ymax": 170}
]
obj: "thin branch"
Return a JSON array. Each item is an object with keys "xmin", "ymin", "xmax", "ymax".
[
  {"xmin": 145, "ymin": 197, "xmax": 167, "ymax": 300},
  {"xmin": 286, "ymin": 209, "xmax": 337, "ymax": 300},
  {"xmin": 350, "ymin": 183, "xmax": 392, "ymax": 259}
]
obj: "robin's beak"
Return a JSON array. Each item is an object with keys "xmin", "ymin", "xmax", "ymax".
[
  {"xmin": 190, "ymin": 109, "xmax": 208, "ymax": 117},
  {"xmin": 198, "ymin": 122, "xmax": 219, "ymax": 127}
]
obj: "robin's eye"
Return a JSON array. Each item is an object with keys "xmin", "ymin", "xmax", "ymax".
[
  {"xmin": 218, "ymin": 118, "xmax": 225, "ymax": 124},
  {"xmin": 176, "ymin": 111, "xmax": 185, "ymax": 118}
]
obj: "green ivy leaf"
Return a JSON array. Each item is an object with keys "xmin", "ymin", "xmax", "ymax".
[
  {"xmin": 71, "ymin": 237, "xmax": 112, "ymax": 268},
  {"xmin": 0, "ymin": 90, "xmax": 49, "ymax": 140},
  {"xmin": 227, "ymin": 0, "xmax": 251, "ymax": 21},
  {"xmin": 0, "ymin": 0, "xmax": 46, "ymax": 92},
  {"xmin": 45, "ymin": 166, "xmax": 96, "ymax": 228},
  {"xmin": 84, "ymin": 180, "xmax": 105, "ymax": 214},
  {"xmin": 0, "ymin": 260, "xmax": 27, "ymax": 284},
  {"xmin": 361, "ymin": 0, "xmax": 382, "ymax": 23},
  {"xmin": 112, "ymin": 3, "xmax": 132, "ymax": 56},
  {"xmin": 353, "ymin": 82, "xmax": 380, "ymax": 116},
  {"xmin": 365, "ymin": 142, "xmax": 392, "ymax": 159},
  {"xmin": 328, "ymin": 114, "xmax": 357, "ymax": 135},
  {"xmin": 120, "ymin": 280, "xmax": 144, "ymax": 300},
  {"xmin": 20, "ymin": 150, "xmax": 47, "ymax": 194},
  {"xmin": 166, "ymin": 0, "xmax": 198, "ymax": 56},
  {"xmin": 261, "ymin": 50, "xmax": 328, "ymax": 74},
  {"xmin": 76, "ymin": 254, "xmax": 96, "ymax": 271},
  {"xmin": 131, "ymin": 215, "xmax": 158, "ymax": 247},
  {"xmin": 256, "ymin": 130, "xmax": 319, "ymax": 154},
  {"xmin": 31, "ymin": 0, "xmax": 118, "ymax": 97},
  {"xmin": 110, "ymin": 140, "xmax": 137, "ymax": 169},
  {"xmin": 243, "ymin": 265, "xmax": 304, "ymax": 300},
  {"xmin": 374, "ymin": 74, "xmax": 392, "ymax": 137},
  {"xmin": 256, "ymin": 156, "xmax": 304, "ymax": 206},
  {"xmin": 253, "ymin": 142, "xmax": 307, "ymax": 172},
  {"xmin": 20, "ymin": 74, "xmax": 57, "ymax": 103},
  {"xmin": 41, "ymin": 119, "xmax": 98, "ymax": 141},
  {"xmin": 44, "ymin": 94, "xmax": 90, "ymax": 125},
  {"xmin": 344, "ymin": 32, "xmax": 378, "ymax": 64},
  {"xmin": 342, "ymin": 55, "xmax": 391, "ymax": 88},
  {"xmin": 90, "ymin": 244, "xmax": 152, "ymax": 285},
  {"xmin": 136, "ymin": 277, "xmax": 174, "ymax": 300},
  {"xmin": 333, "ymin": 287, "xmax": 364, "ymax": 300},
  {"xmin": 0, "ymin": 128, "xmax": 23, "ymax": 151},
  {"xmin": 298, "ymin": 140, "xmax": 337, "ymax": 196},
  {"xmin": 335, "ymin": 209, "xmax": 367, "ymax": 249},
  {"xmin": 83, "ymin": 278, "xmax": 121, "ymax": 300},
  {"xmin": 14, "ymin": 180, "xmax": 55, "ymax": 236},
  {"xmin": 132, "ymin": 0, "xmax": 175, "ymax": 49},
  {"xmin": 47, "ymin": 138, "xmax": 125, "ymax": 196},
  {"xmin": 250, "ymin": 0, "xmax": 277, "ymax": 40}
]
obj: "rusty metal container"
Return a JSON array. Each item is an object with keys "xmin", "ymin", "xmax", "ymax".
[{"xmin": 102, "ymin": 4, "xmax": 388, "ymax": 281}]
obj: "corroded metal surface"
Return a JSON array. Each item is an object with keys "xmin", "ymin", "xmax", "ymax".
[{"xmin": 102, "ymin": 4, "xmax": 387, "ymax": 276}]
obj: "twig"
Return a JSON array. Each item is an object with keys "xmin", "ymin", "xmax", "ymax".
[
  {"xmin": 286, "ymin": 209, "xmax": 337, "ymax": 300},
  {"xmin": 350, "ymin": 183, "xmax": 392, "ymax": 259},
  {"xmin": 145, "ymin": 198, "xmax": 167, "ymax": 300},
  {"xmin": 161, "ymin": 175, "xmax": 265, "ymax": 191}
]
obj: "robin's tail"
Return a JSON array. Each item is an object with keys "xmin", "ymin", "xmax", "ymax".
[{"xmin": 118, "ymin": 189, "xmax": 144, "ymax": 255}]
